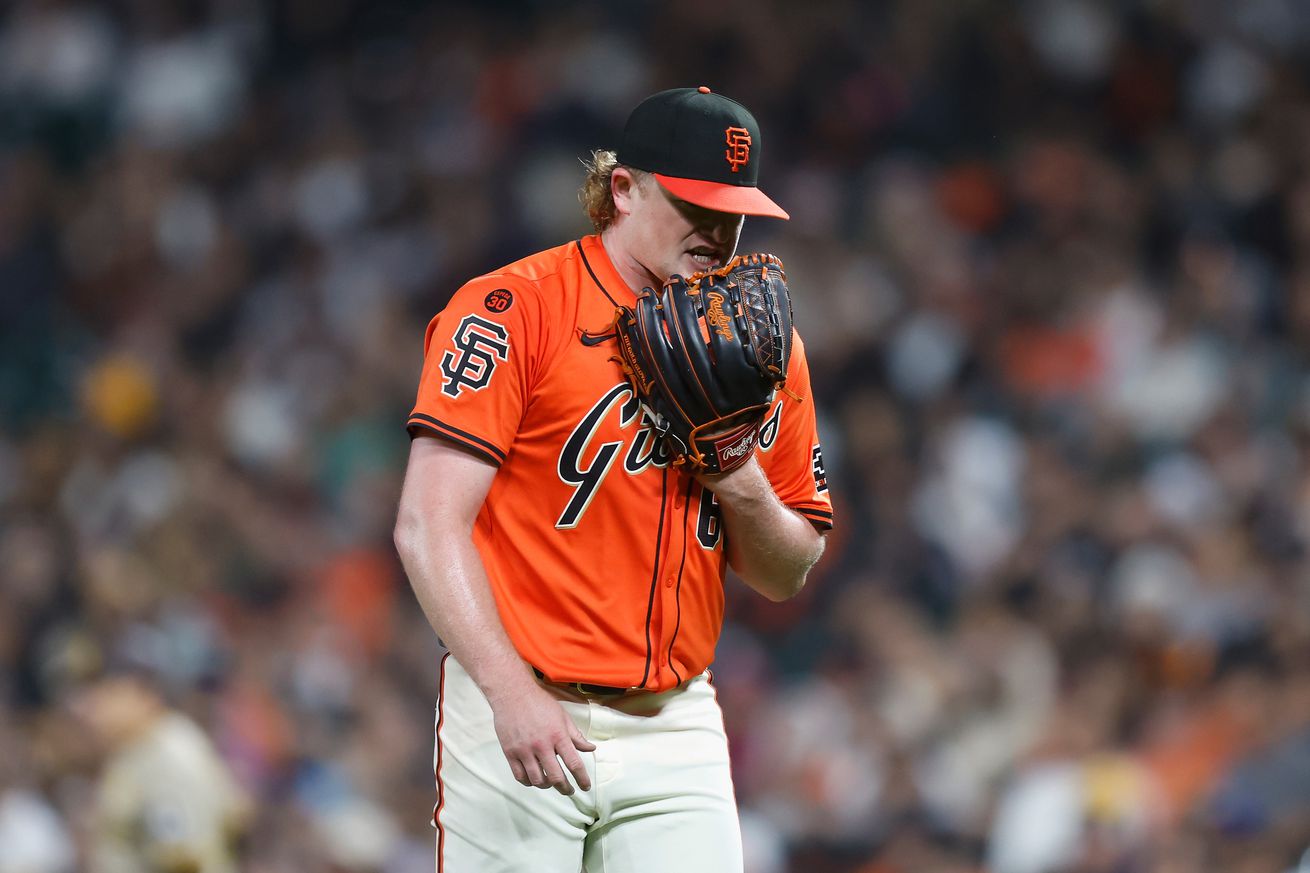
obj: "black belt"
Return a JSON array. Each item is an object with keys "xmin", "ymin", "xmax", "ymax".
[{"xmin": 532, "ymin": 667, "xmax": 630, "ymax": 697}]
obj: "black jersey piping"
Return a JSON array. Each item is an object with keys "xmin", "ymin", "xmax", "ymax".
[
  {"xmin": 577, "ymin": 240, "xmax": 622, "ymax": 308},
  {"xmin": 636, "ymin": 465, "xmax": 669, "ymax": 689},
  {"xmin": 407, "ymin": 414, "xmax": 507, "ymax": 465},
  {"xmin": 664, "ymin": 476, "xmax": 697, "ymax": 686},
  {"xmin": 797, "ymin": 506, "xmax": 834, "ymax": 522}
]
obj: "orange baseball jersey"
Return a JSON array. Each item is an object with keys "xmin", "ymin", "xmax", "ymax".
[{"xmin": 408, "ymin": 235, "xmax": 833, "ymax": 692}]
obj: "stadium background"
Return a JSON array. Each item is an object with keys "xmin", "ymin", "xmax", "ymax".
[{"xmin": 3, "ymin": 0, "xmax": 1310, "ymax": 870}]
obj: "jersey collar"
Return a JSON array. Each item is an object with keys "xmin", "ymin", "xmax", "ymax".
[{"xmin": 578, "ymin": 234, "xmax": 635, "ymax": 308}]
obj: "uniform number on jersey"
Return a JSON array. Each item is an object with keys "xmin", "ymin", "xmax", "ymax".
[
  {"xmin": 696, "ymin": 487, "xmax": 722, "ymax": 550},
  {"xmin": 812, "ymin": 443, "xmax": 829, "ymax": 493},
  {"xmin": 440, "ymin": 315, "xmax": 510, "ymax": 398}
]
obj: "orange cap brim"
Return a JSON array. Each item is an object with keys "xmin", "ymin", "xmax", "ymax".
[{"xmin": 654, "ymin": 174, "xmax": 790, "ymax": 220}]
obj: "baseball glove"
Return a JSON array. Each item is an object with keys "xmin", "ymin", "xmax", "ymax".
[{"xmin": 613, "ymin": 253, "xmax": 795, "ymax": 474}]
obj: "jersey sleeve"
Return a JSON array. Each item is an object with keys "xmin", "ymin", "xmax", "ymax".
[
  {"xmin": 756, "ymin": 332, "xmax": 834, "ymax": 531},
  {"xmin": 407, "ymin": 275, "xmax": 545, "ymax": 466}
]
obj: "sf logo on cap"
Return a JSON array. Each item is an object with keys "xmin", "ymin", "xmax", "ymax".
[{"xmin": 724, "ymin": 127, "xmax": 751, "ymax": 173}]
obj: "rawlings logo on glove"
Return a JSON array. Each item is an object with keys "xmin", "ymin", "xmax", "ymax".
[{"xmin": 612, "ymin": 253, "xmax": 795, "ymax": 474}]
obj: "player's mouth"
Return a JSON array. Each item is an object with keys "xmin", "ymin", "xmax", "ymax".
[{"xmin": 686, "ymin": 246, "xmax": 723, "ymax": 270}]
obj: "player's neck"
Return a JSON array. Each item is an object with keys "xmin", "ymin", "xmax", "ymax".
[{"xmin": 599, "ymin": 227, "xmax": 659, "ymax": 295}]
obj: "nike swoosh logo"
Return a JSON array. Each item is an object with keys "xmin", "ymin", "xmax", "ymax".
[{"xmin": 579, "ymin": 331, "xmax": 616, "ymax": 346}]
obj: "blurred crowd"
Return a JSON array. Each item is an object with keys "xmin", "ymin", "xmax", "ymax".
[{"xmin": 3, "ymin": 0, "xmax": 1310, "ymax": 871}]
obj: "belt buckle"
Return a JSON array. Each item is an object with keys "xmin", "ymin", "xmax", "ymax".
[
  {"xmin": 532, "ymin": 667, "xmax": 627, "ymax": 698},
  {"xmin": 573, "ymin": 681, "xmax": 627, "ymax": 697}
]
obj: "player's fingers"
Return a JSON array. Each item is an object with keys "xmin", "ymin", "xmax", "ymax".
[
  {"xmin": 538, "ymin": 753, "xmax": 573, "ymax": 796},
  {"xmin": 557, "ymin": 743, "xmax": 592, "ymax": 793},
  {"xmin": 506, "ymin": 756, "xmax": 530, "ymax": 787},
  {"xmin": 521, "ymin": 753, "xmax": 548, "ymax": 788},
  {"xmin": 568, "ymin": 723, "xmax": 597, "ymax": 753}
]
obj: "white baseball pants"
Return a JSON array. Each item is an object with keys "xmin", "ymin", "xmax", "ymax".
[{"xmin": 432, "ymin": 654, "xmax": 744, "ymax": 872}]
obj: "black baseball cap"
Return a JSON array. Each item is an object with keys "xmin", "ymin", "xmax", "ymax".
[{"xmin": 617, "ymin": 86, "xmax": 789, "ymax": 220}]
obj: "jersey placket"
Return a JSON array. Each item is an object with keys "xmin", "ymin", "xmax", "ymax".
[{"xmin": 646, "ymin": 472, "xmax": 694, "ymax": 688}]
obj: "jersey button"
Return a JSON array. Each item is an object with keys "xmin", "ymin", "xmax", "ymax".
[{"xmin": 665, "ymin": 576, "xmax": 675, "ymax": 589}]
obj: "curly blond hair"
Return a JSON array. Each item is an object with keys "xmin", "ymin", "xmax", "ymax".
[{"xmin": 578, "ymin": 150, "xmax": 650, "ymax": 232}]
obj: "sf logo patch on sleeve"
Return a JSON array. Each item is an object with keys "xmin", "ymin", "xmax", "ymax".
[{"xmin": 440, "ymin": 315, "xmax": 510, "ymax": 398}]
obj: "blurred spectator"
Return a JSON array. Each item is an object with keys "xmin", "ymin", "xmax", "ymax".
[
  {"xmin": 0, "ymin": 716, "xmax": 75, "ymax": 873},
  {"xmin": 68, "ymin": 668, "xmax": 252, "ymax": 873}
]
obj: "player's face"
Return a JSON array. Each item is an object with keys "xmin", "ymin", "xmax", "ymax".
[{"xmin": 621, "ymin": 173, "xmax": 744, "ymax": 286}]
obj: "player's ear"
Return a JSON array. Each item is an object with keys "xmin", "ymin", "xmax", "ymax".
[{"xmin": 611, "ymin": 167, "xmax": 640, "ymax": 217}]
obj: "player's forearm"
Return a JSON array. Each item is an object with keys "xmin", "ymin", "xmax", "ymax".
[
  {"xmin": 394, "ymin": 517, "xmax": 536, "ymax": 707},
  {"xmin": 705, "ymin": 460, "xmax": 825, "ymax": 601}
]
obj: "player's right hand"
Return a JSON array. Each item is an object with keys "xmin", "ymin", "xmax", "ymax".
[{"xmin": 490, "ymin": 685, "xmax": 596, "ymax": 796}]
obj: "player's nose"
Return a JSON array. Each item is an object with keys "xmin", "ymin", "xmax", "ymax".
[{"xmin": 702, "ymin": 212, "xmax": 742, "ymax": 244}]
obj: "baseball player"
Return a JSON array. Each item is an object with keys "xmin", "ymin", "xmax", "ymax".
[
  {"xmin": 70, "ymin": 668, "xmax": 252, "ymax": 873},
  {"xmin": 394, "ymin": 86, "xmax": 833, "ymax": 872}
]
